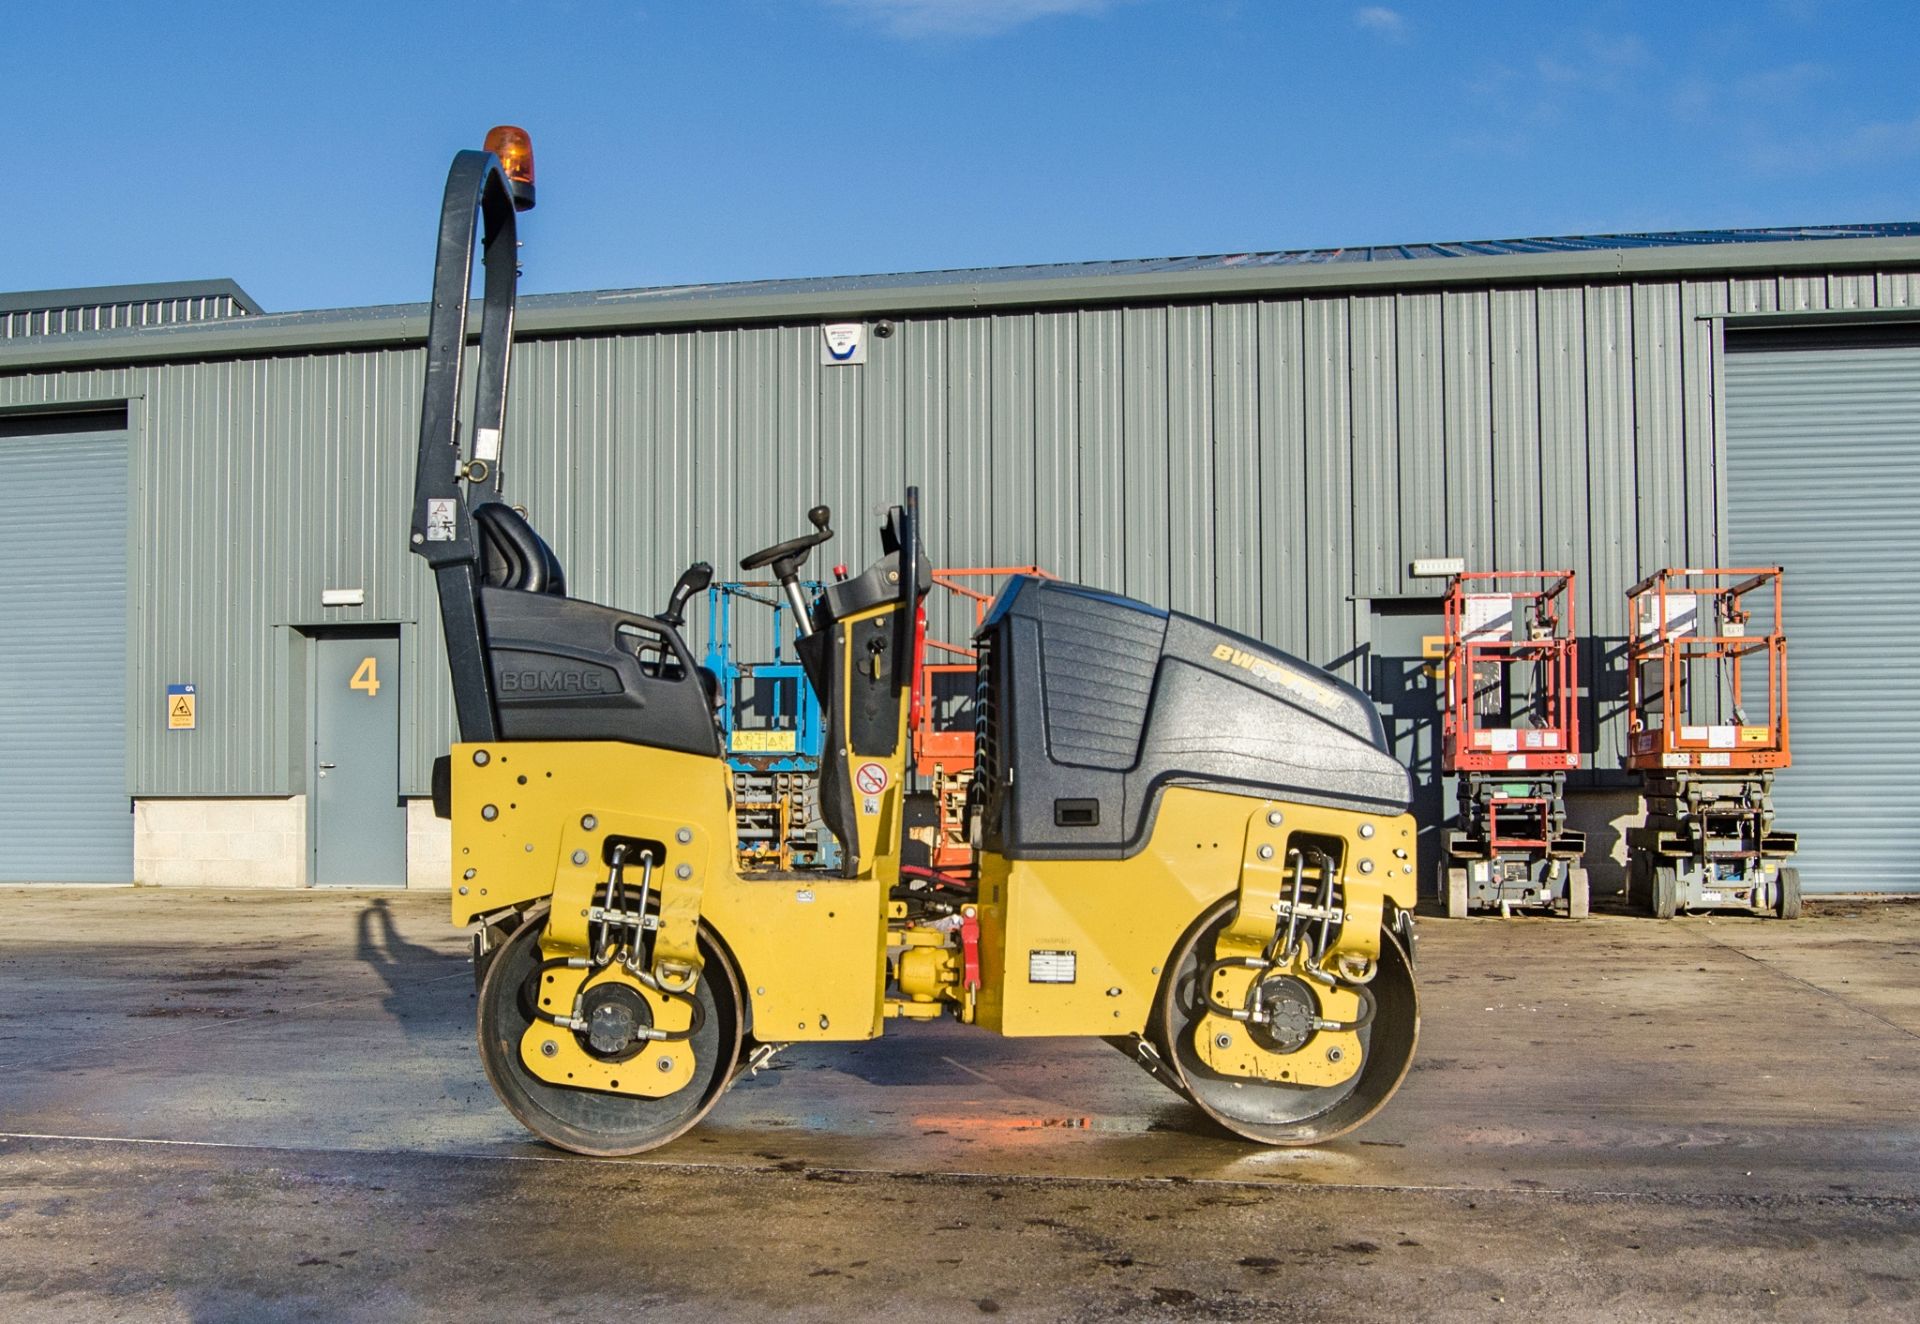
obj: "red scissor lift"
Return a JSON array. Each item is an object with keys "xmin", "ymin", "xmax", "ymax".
[
  {"xmin": 1439, "ymin": 571, "xmax": 1588, "ymax": 918},
  {"xmin": 1624, "ymin": 567, "xmax": 1799, "ymax": 919},
  {"xmin": 910, "ymin": 566, "xmax": 1050, "ymax": 872}
]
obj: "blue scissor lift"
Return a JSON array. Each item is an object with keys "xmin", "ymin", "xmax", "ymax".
[{"xmin": 702, "ymin": 580, "xmax": 839, "ymax": 871}]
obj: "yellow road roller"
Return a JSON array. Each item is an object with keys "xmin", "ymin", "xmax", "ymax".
[{"xmin": 412, "ymin": 131, "xmax": 1420, "ymax": 1156}]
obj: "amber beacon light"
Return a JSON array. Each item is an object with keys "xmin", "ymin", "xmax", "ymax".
[{"xmin": 483, "ymin": 125, "xmax": 536, "ymax": 211}]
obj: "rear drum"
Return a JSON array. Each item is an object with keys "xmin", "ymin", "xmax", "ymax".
[
  {"xmin": 1150, "ymin": 899, "xmax": 1419, "ymax": 1145},
  {"xmin": 477, "ymin": 909, "xmax": 743, "ymax": 1156}
]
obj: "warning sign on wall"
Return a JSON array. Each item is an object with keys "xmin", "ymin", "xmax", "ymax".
[{"xmin": 166, "ymin": 683, "xmax": 197, "ymax": 731}]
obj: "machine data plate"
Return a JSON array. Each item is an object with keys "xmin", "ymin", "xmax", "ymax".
[{"xmin": 1028, "ymin": 950, "xmax": 1076, "ymax": 984}]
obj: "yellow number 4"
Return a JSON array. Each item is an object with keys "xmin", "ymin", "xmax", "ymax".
[{"xmin": 350, "ymin": 656, "xmax": 381, "ymax": 697}]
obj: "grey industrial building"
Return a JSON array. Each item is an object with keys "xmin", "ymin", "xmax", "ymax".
[{"xmin": 2, "ymin": 226, "xmax": 1917, "ymax": 894}]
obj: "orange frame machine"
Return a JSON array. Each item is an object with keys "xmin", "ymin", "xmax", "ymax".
[
  {"xmin": 908, "ymin": 566, "xmax": 1049, "ymax": 873},
  {"xmin": 1438, "ymin": 570, "xmax": 1588, "ymax": 918},
  {"xmin": 1623, "ymin": 566, "xmax": 1800, "ymax": 918}
]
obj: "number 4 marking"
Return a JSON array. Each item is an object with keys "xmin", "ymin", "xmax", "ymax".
[{"xmin": 350, "ymin": 656, "xmax": 381, "ymax": 697}]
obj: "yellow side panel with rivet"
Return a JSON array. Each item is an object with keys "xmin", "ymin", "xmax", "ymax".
[
  {"xmin": 449, "ymin": 740, "xmax": 887, "ymax": 1042},
  {"xmin": 973, "ymin": 787, "xmax": 1416, "ymax": 1038}
]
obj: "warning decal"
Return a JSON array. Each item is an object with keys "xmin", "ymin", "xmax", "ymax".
[
  {"xmin": 166, "ymin": 683, "xmax": 197, "ymax": 731},
  {"xmin": 854, "ymin": 761, "xmax": 890, "ymax": 796}
]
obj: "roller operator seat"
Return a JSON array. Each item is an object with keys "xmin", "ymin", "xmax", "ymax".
[{"xmin": 472, "ymin": 501, "xmax": 567, "ymax": 595}]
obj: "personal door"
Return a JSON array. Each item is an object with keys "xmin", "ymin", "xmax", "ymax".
[
  {"xmin": 1368, "ymin": 601, "xmax": 1448, "ymax": 898},
  {"xmin": 313, "ymin": 631, "xmax": 406, "ymax": 886}
]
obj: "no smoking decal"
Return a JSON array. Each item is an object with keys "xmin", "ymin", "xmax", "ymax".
[{"xmin": 854, "ymin": 761, "xmax": 890, "ymax": 795}]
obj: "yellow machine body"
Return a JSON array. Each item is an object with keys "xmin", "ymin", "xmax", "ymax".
[
  {"xmin": 454, "ymin": 599, "xmax": 916, "ymax": 1046},
  {"xmin": 456, "ymin": 734, "xmax": 1412, "ymax": 1058},
  {"xmin": 975, "ymin": 790, "xmax": 1414, "ymax": 1044}
]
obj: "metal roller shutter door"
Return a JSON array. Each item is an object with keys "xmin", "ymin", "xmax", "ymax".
[
  {"xmin": 1725, "ymin": 333, "xmax": 1920, "ymax": 893},
  {"xmin": 0, "ymin": 426, "xmax": 131, "ymax": 882}
]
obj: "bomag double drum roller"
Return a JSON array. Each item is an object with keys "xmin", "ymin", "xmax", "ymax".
[{"xmin": 413, "ymin": 132, "xmax": 1421, "ymax": 1156}]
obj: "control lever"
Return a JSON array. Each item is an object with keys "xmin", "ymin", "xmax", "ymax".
[{"xmin": 659, "ymin": 561, "xmax": 713, "ymax": 629}]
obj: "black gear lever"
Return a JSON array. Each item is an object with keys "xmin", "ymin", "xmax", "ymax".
[{"xmin": 659, "ymin": 561, "xmax": 713, "ymax": 629}]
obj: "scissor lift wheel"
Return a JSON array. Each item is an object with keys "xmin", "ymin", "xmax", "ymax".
[
  {"xmin": 1649, "ymin": 865, "xmax": 1678, "ymax": 920},
  {"xmin": 1564, "ymin": 866, "xmax": 1590, "ymax": 919},
  {"xmin": 1777, "ymin": 866, "xmax": 1802, "ymax": 920}
]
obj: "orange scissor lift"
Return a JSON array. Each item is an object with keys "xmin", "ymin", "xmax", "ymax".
[
  {"xmin": 1624, "ymin": 567, "xmax": 1800, "ymax": 919},
  {"xmin": 1438, "ymin": 571, "xmax": 1588, "ymax": 918},
  {"xmin": 909, "ymin": 566, "xmax": 1049, "ymax": 873}
]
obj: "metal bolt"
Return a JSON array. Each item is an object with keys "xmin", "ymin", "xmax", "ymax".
[
  {"xmin": 571, "ymin": 850, "xmax": 588, "ymax": 867},
  {"xmin": 1257, "ymin": 844, "xmax": 1275, "ymax": 860},
  {"xmin": 480, "ymin": 804, "xmax": 498, "ymax": 821},
  {"xmin": 756, "ymin": 986, "xmax": 767, "ymax": 996},
  {"xmin": 676, "ymin": 863, "xmax": 693, "ymax": 880},
  {"xmin": 1326, "ymin": 1046, "xmax": 1345, "ymax": 1063},
  {"xmin": 411, "ymin": 532, "xmax": 425, "ymax": 545},
  {"xmin": 463, "ymin": 868, "xmax": 476, "ymax": 879},
  {"xmin": 676, "ymin": 827, "xmax": 693, "ymax": 844},
  {"xmin": 1214, "ymin": 1032, "xmax": 1234, "ymax": 1049},
  {"xmin": 458, "ymin": 885, "xmax": 469, "ymax": 896},
  {"xmin": 819, "ymin": 1015, "xmax": 830, "ymax": 1030},
  {"xmin": 657, "ymin": 1056, "xmax": 674, "ymax": 1072},
  {"xmin": 473, "ymin": 750, "xmax": 489, "ymax": 766},
  {"xmin": 1359, "ymin": 823, "xmax": 1375, "ymax": 839},
  {"xmin": 1151, "ymin": 966, "xmax": 1161, "ymax": 976},
  {"xmin": 581, "ymin": 814, "xmax": 598, "ymax": 831},
  {"xmin": 1266, "ymin": 810, "xmax": 1283, "ymax": 826},
  {"xmin": 1106, "ymin": 986, "xmax": 1123, "ymax": 997},
  {"xmin": 524, "ymin": 843, "xmax": 534, "ymax": 853},
  {"xmin": 540, "ymin": 1040, "xmax": 558, "ymax": 1058},
  {"xmin": 1359, "ymin": 859, "xmax": 1375, "ymax": 874}
]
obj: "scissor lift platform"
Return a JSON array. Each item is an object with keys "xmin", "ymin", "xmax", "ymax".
[
  {"xmin": 1438, "ymin": 570, "xmax": 1588, "ymax": 918},
  {"xmin": 703, "ymin": 579, "xmax": 838, "ymax": 872},
  {"xmin": 1624, "ymin": 566, "xmax": 1799, "ymax": 918}
]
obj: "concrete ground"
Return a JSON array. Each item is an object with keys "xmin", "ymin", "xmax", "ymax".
[{"xmin": 0, "ymin": 887, "xmax": 1914, "ymax": 1322}]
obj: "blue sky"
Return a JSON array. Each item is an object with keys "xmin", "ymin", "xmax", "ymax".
[{"xmin": 12, "ymin": 0, "xmax": 1920, "ymax": 313}]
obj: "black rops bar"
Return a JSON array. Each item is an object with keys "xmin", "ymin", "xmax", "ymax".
[
  {"xmin": 895, "ymin": 485, "xmax": 920, "ymax": 691},
  {"xmin": 408, "ymin": 150, "xmax": 523, "ymax": 744}
]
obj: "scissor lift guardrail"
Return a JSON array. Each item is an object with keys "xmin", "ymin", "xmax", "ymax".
[
  {"xmin": 1624, "ymin": 566, "xmax": 1799, "ymax": 919},
  {"xmin": 1438, "ymin": 570, "xmax": 1587, "ymax": 918}
]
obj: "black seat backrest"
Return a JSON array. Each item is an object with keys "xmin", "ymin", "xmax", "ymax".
[{"xmin": 472, "ymin": 501, "xmax": 566, "ymax": 595}]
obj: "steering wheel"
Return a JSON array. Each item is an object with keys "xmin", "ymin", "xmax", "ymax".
[{"xmin": 739, "ymin": 505, "xmax": 832, "ymax": 572}]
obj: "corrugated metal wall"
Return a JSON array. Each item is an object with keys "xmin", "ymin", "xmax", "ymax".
[
  {"xmin": 2, "ymin": 293, "xmax": 251, "ymax": 340},
  {"xmin": 2, "ymin": 266, "xmax": 1916, "ymax": 800}
]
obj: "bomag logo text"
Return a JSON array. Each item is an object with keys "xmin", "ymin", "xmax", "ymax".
[
  {"xmin": 501, "ymin": 669, "xmax": 614, "ymax": 696},
  {"xmin": 1210, "ymin": 643, "xmax": 1335, "ymax": 708}
]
